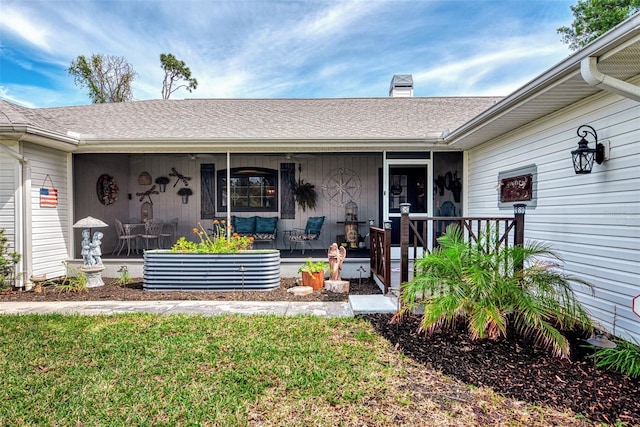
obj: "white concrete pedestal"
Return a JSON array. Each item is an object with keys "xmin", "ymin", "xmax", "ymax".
[
  {"xmin": 81, "ymin": 265, "xmax": 105, "ymax": 288},
  {"xmin": 325, "ymin": 280, "xmax": 349, "ymax": 293}
]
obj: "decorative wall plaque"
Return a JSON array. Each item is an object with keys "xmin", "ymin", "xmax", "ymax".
[{"xmin": 500, "ymin": 173, "xmax": 532, "ymax": 203}]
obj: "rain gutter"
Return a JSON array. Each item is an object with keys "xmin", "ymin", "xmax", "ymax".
[{"xmin": 580, "ymin": 56, "xmax": 640, "ymax": 101}]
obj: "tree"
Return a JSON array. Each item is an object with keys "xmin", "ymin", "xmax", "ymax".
[
  {"xmin": 68, "ymin": 54, "xmax": 136, "ymax": 103},
  {"xmin": 160, "ymin": 53, "xmax": 198, "ymax": 99},
  {"xmin": 557, "ymin": 0, "xmax": 640, "ymax": 51}
]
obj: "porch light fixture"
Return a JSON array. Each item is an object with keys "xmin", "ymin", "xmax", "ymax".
[
  {"xmin": 571, "ymin": 125, "xmax": 605, "ymax": 174},
  {"xmin": 513, "ymin": 203, "xmax": 526, "ymax": 215},
  {"xmin": 383, "ymin": 220, "xmax": 392, "ymax": 230},
  {"xmin": 400, "ymin": 203, "xmax": 411, "ymax": 215}
]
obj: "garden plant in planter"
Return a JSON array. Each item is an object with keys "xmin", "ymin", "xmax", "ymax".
[
  {"xmin": 143, "ymin": 220, "xmax": 280, "ymax": 291},
  {"xmin": 298, "ymin": 259, "xmax": 328, "ymax": 291}
]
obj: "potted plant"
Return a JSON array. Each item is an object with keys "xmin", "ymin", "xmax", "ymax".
[
  {"xmin": 155, "ymin": 176, "xmax": 170, "ymax": 192},
  {"xmin": 298, "ymin": 259, "xmax": 328, "ymax": 291},
  {"xmin": 177, "ymin": 187, "xmax": 193, "ymax": 204},
  {"xmin": 292, "ymin": 179, "xmax": 317, "ymax": 212}
]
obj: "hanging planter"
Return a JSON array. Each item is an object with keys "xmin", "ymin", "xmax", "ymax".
[
  {"xmin": 177, "ymin": 187, "xmax": 193, "ymax": 204},
  {"xmin": 155, "ymin": 176, "xmax": 170, "ymax": 192},
  {"xmin": 292, "ymin": 180, "xmax": 317, "ymax": 212}
]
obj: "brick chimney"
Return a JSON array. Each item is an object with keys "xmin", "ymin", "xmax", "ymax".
[{"xmin": 389, "ymin": 74, "xmax": 413, "ymax": 97}]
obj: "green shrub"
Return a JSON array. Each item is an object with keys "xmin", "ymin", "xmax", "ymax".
[
  {"xmin": 0, "ymin": 229, "xmax": 21, "ymax": 290},
  {"xmin": 593, "ymin": 337, "xmax": 640, "ymax": 378},
  {"xmin": 396, "ymin": 225, "xmax": 593, "ymax": 359},
  {"xmin": 45, "ymin": 262, "xmax": 88, "ymax": 293}
]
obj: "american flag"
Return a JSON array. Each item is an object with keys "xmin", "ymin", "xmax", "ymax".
[{"xmin": 40, "ymin": 188, "xmax": 58, "ymax": 207}]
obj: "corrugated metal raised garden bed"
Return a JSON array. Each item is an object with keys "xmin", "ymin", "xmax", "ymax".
[{"xmin": 143, "ymin": 250, "xmax": 280, "ymax": 291}]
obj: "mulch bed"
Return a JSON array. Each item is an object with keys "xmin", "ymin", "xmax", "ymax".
[
  {"xmin": 364, "ymin": 314, "xmax": 639, "ymax": 426},
  {"xmin": 0, "ymin": 277, "xmax": 380, "ymax": 302},
  {"xmin": 2, "ymin": 280, "xmax": 638, "ymax": 425}
]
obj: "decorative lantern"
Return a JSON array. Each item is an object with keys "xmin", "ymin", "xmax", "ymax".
[
  {"xmin": 343, "ymin": 200, "xmax": 359, "ymax": 248},
  {"xmin": 345, "ymin": 200, "xmax": 358, "ymax": 222}
]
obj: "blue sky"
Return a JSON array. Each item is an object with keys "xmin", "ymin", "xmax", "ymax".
[{"xmin": 0, "ymin": 0, "xmax": 576, "ymax": 108}]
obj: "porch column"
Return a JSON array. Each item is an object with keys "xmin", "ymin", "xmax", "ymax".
[
  {"xmin": 514, "ymin": 204, "xmax": 526, "ymax": 271},
  {"xmin": 513, "ymin": 204, "xmax": 526, "ymax": 247},
  {"xmin": 400, "ymin": 203, "xmax": 411, "ymax": 284}
]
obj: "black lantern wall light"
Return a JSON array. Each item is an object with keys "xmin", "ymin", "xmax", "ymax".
[{"xmin": 571, "ymin": 125, "xmax": 608, "ymax": 174}]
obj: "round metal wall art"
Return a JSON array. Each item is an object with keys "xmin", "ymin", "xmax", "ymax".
[{"xmin": 322, "ymin": 168, "xmax": 361, "ymax": 207}]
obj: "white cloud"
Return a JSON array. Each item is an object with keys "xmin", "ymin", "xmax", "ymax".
[{"xmin": 0, "ymin": 0, "xmax": 576, "ymax": 105}]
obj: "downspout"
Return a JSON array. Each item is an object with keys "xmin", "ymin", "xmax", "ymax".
[
  {"xmin": 0, "ymin": 144, "xmax": 32, "ymax": 290},
  {"xmin": 581, "ymin": 56, "xmax": 640, "ymax": 102},
  {"xmin": 226, "ymin": 151, "xmax": 231, "ymax": 239}
]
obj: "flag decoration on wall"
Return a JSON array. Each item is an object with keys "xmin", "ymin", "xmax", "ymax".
[{"xmin": 39, "ymin": 175, "xmax": 58, "ymax": 208}]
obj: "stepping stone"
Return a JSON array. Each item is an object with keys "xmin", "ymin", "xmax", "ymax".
[{"xmin": 287, "ymin": 286, "xmax": 313, "ymax": 296}]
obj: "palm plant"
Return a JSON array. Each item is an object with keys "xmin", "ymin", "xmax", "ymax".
[{"xmin": 396, "ymin": 225, "xmax": 593, "ymax": 359}]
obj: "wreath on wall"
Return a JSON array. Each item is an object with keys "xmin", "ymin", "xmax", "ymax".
[{"xmin": 97, "ymin": 174, "xmax": 119, "ymax": 205}]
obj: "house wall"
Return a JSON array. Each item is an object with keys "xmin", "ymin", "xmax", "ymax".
[
  {"xmin": 465, "ymin": 87, "xmax": 640, "ymax": 342},
  {"xmin": 23, "ymin": 144, "xmax": 70, "ymax": 280},
  {"xmin": 0, "ymin": 142, "xmax": 20, "ymax": 272},
  {"xmin": 126, "ymin": 153, "xmax": 382, "ymax": 250}
]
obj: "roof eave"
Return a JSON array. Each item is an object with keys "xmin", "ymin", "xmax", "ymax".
[
  {"xmin": 445, "ymin": 13, "xmax": 640, "ymax": 149},
  {"xmin": 74, "ymin": 136, "xmax": 444, "ymax": 154},
  {"xmin": 0, "ymin": 125, "xmax": 79, "ymax": 151}
]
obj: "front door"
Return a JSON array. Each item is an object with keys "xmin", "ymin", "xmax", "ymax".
[{"xmin": 383, "ymin": 156, "xmax": 432, "ymax": 254}]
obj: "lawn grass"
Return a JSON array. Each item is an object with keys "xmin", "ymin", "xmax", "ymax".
[{"xmin": 0, "ymin": 314, "xmax": 593, "ymax": 426}]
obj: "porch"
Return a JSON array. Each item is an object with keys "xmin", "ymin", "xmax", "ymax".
[
  {"xmin": 72, "ymin": 151, "xmax": 466, "ymax": 264},
  {"xmin": 68, "ymin": 208, "xmax": 524, "ymax": 297}
]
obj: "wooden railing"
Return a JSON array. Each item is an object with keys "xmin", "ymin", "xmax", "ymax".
[
  {"xmin": 369, "ymin": 226, "xmax": 391, "ymax": 294},
  {"xmin": 371, "ymin": 209, "xmax": 525, "ymax": 291}
]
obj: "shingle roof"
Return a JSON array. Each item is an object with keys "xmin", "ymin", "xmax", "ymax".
[{"xmin": 2, "ymin": 97, "xmax": 501, "ymax": 142}]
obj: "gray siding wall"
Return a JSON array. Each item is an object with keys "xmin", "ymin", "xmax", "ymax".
[
  {"xmin": 466, "ymin": 89, "xmax": 640, "ymax": 342},
  {"xmin": 74, "ymin": 154, "xmax": 131, "ymax": 256},
  {"xmin": 126, "ymin": 153, "xmax": 381, "ymax": 251}
]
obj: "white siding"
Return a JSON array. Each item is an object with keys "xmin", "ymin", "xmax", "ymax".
[
  {"xmin": 24, "ymin": 144, "xmax": 70, "ymax": 279},
  {"xmin": 0, "ymin": 143, "xmax": 18, "ymax": 249},
  {"xmin": 466, "ymin": 90, "xmax": 640, "ymax": 342}
]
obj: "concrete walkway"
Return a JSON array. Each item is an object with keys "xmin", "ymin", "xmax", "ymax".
[{"xmin": 0, "ymin": 295, "xmax": 399, "ymax": 318}]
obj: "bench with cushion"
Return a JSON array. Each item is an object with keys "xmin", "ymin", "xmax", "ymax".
[{"xmin": 232, "ymin": 216, "xmax": 278, "ymax": 247}]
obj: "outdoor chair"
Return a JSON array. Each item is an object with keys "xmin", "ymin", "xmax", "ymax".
[
  {"xmin": 288, "ymin": 216, "xmax": 325, "ymax": 254},
  {"xmin": 436, "ymin": 201, "xmax": 457, "ymax": 237},
  {"xmin": 159, "ymin": 217, "xmax": 179, "ymax": 248},
  {"xmin": 140, "ymin": 218, "xmax": 164, "ymax": 250},
  {"xmin": 113, "ymin": 219, "xmax": 139, "ymax": 256}
]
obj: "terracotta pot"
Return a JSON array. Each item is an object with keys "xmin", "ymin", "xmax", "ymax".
[{"xmin": 302, "ymin": 271, "xmax": 324, "ymax": 291}]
